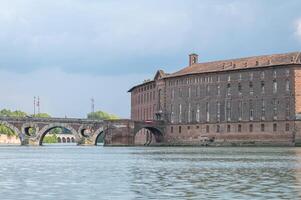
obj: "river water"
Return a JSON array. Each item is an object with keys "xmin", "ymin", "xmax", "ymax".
[{"xmin": 0, "ymin": 145, "xmax": 300, "ymax": 200}]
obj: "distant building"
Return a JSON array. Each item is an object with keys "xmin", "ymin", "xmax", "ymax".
[{"xmin": 128, "ymin": 52, "xmax": 301, "ymax": 146}]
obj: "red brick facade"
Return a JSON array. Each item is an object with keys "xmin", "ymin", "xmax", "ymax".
[{"xmin": 129, "ymin": 52, "xmax": 301, "ymax": 146}]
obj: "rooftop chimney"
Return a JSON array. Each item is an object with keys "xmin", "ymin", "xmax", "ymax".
[{"xmin": 189, "ymin": 53, "xmax": 198, "ymax": 66}]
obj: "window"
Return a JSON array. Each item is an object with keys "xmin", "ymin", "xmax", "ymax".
[
  {"xmin": 249, "ymin": 124, "xmax": 253, "ymax": 132},
  {"xmin": 196, "ymin": 104, "xmax": 200, "ymax": 123},
  {"xmin": 226, "ymin": 101, "xmax": 231, "ymax": 121},
  {"xmin": 227, "ymin": 125, "xmax": 231, "ymax": 132},
  {"xmin": 238, "ymin": 83, "xmax": 242, "ymax": 95},
  {"xmin": 239, "ymin": 73, "xmax": 242, "ymax": 81},
  {"xmin": 261, "ymin": 81, "xmax": 265, "ymax": 94},
  {"xmin": 273, "ymin": 70, "xmax": 277, "ymax": 78},
  {"xmin": 179, "ymin": 88, "xmax": 182, "ymax": 97},
  {"xmin": 206, "ymin": 85, "xmax": 210, "ymax": 96},
  {"xmin": 286, "ymin": 98, "xmax": 290, "ymax": 119},
  {"xmin": 188, "ymin": 103, "xmax": 191, "ymax": 123},
  {"xmin": 273, "ymin": 123, "xmax": 277, "ymax": 132},
  {"xmin": 170, "ymin": 104, "xmax": 174, "ymax": 123},
  {"xmin": 261, "ymin": 99, "xmax": 265, "ymax": 120},
  {"xmin": 179, "ymin": 104, "xmax": 182, "ymax": 123},
  {"xmin": 227, "ymin": 83, "xmax": 231, "ymax": 96},
  {"xmin": 216, "ymin": 125, "xmax": 220, "ymax": 133},
  {"xmin": 238, "ymin": 101, "xmax": 242, "ymax": 121},
  {"xmin": 217, "ymin": 85, "xmax": 220, "ymax": 96},
  {"xmin": 273, "ymin": 99, "xmax": 277, "ymax": 120},
  {"xmin": 238, "ymin": 124, "xmax": 242, "ymax": 132},
  {"xmin": 228, "ymin": 75, "xmax": 231, "ymax": 82},
  {"xmin": 206, "ymin": 102, "xmax": 210, "ymax": 122},
  {"xmin": 285, "ymin": 123, "xmax": 290, "ymax": 131},
  {"xmin": 188, "ymin": 87, "xmax": 191, "ymax": 98},
  {"xmin": 286, "ymin": 69, "xmax": 290, "ymax": 77},
  {"xmin": 261, "ymin": 71, "xmax": 265, "ymax": 79},
  {"xmin": 171, "ymin": 88, "xmax": 175, "ymax": 99},
  {"xmin": 261, "ymin": 124, "xmax": 265, "ymax": 132},
  {"xmin": 249, "ymin": 82, "xmax": 253, "ymax": 95},
  {"xmin": 249, "ymin": 72, "xmax": 253, "ymax": 80},
  {"xmin": 179, "ymin": 126, "xmax": 182, "ymax": 133},
  {"xmin": 196, "ymin": 86, "xmax": 199, "ymax": 97},
  {"xmin": 286, "ymin": 80, "xmax": 290, "ymax": 92},
  {"xmin": 273, "ymin": 80, "xmax": 277, "ymax": 94},
  {"xmin": 171, "ymin": 126, "xmax": 173, "ymax": 133},
  {"xmin": 216, "ymin": 102, "xmax": 221, "ymax": 122},
  {"xmin": 249, "ymin": 100, "xmax": 254, "ymax": 121},
  {"xmin": 206, "ymin": 125, "xmax": 210, "ymax": 133}
]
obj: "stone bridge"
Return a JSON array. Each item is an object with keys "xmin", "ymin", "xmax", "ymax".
[{"xmin": 0, "ymin": 117, "xmax": 166, "ymax": 146}]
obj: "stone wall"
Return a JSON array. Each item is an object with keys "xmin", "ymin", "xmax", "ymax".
[
  {"xmin": 0, "ymin": 134, "xmax": 20, "ymax": 144},
  {"xmin": 165, "ymin": 121, "xmax": 295, "ymax": 146}
]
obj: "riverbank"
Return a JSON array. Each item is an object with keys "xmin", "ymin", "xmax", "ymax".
[{"xmin": 0, "ymin": 134, "xmax": 20, "ymax": 144}]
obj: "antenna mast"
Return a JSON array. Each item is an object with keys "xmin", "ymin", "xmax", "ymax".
[{"xmin": 91, "ymin": 97, "xmax": 95, "ymax": 113}]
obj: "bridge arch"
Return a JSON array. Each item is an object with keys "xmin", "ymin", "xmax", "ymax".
[
  {"xmin": 0, "ymin": 121, "xmax": 22, "ymax": 144},
  {"xmin": 134, "ymin": 126, "xmax": 164, "ymax": 145},
  {"xmin": 38, "ymin": 123, "xmax": 80, "ymax": 145},
  {"xmin": 93, "ymin": 127, "xmax": 105, "ymax": 145}
]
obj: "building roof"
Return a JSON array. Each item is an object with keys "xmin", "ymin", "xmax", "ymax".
[
  {"xmin": 166, "ymin": 52, "xmax": 301, "ymax": 78},
  {"xmin": 127, "ymin": 52, "xmax": 301, "ymax": 92}
]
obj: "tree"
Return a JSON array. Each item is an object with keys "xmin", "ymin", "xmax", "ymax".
[
  {"xmin": 0, "ymin": 109, "xmax": 54, "ymax": 136},
  {"xmin": 0, "ymin": 109, "xmax": 27, "ymax": 136},
  {"xmin": 43, "ymin": 134, "xmax": 58, "ymax": 143},
  {"xmin": 32, "ymin": 113, "xmax": 51, "ymax": 118},
  {"xmin": 0, "ymin": 109, "xmax": 27, "ymax": 118},
  {"xmin": 87, "ymin": 110, "xmax": 119, "ymax": 120}
]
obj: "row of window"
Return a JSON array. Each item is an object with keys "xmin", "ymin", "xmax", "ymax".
[
  {"xmin": 134, "ymin": 83, "xmax": 155, "ymax": 94},
  {"xmin": 168, "ymin": 69, "xmax": 290, "ymax": 86},
  {"xmin": 171, "ymin": 123, "xmax": 290, "ymax": 134},
  {"xmin": 170, "ymin": 98, "xmax": 290, "ymax": 123},
  {"xmin": 134, "ymin": 90, "xmax": 156, "ymax": 105},
  {"xmin": 171, "ymin": 79, "xmax": 290, "ymax": 99},
  {"xmin": 134, "ymin": 105, "xmax": 156, "ymax": 120}
]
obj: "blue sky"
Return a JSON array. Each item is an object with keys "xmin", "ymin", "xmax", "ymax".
[{"xmin": 0, "ymin": 0, "xmax": 301, "ymax": 118}]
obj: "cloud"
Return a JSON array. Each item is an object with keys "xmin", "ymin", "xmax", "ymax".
[
  {"xmin": 0, "ymin": 0, "xmax": 263, "ymax": 75},
  {"xmin": 296, "ymin": 18, "xmax": 301, "ymax": 41},
  {"xmin": 0, "ymin": 68, "xmax": 151, "ymax": 118}
]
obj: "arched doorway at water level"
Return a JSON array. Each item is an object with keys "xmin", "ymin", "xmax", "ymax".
[{"xmin": 134, "ymin": 127, "xmax": 163, "ymax": 146}]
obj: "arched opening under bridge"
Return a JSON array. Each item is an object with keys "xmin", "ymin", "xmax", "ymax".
[
  {"xmin": 134, "ymin": 127, "xmax": 163, "ymax": 146},
  {"xmin": 39, "ymin": 125, "xmax": 78, "ymax": 146},
  {"xmin": 95, "ymin": 130, "xmax": 105, "ymax": 146}
]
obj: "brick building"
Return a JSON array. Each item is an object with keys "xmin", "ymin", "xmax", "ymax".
[{"xmin": 128, "ymin": 52, "xmax": 301, "ymax": 146}]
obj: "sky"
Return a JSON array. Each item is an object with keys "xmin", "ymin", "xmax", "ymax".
[{"xmin": 0, "ymin": 0, "xmax": 301, "ymax": 118}]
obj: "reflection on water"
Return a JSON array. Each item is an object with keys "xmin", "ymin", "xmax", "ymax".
[{"xmin": 0, "ymin": 146, "xmax": 300, "ymax": 200}]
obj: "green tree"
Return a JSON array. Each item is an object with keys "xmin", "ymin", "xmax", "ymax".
[
  {"xmin": 87, "ymin": 110, "xmax": 119, "ymax": 120},
  {"xmin": 0, "ymin": 109, "xmax": 54, "ymax": 136},
  {"xmin": 0, "ymin": 109, "xmax": 27, "ymax": 136},
  {"xmin": 43, "ymin": 134, "xmax": 58, "ymax": 143},
  {"xmin": 0, "ymin": 109, "xmax": 27, "ymax": 118},
  {"xmin": 32, "ymin": 113, "xmax": 51, "ymax": 118}
]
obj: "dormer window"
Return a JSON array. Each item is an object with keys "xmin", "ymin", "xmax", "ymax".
[{"xmin": 189, "ymin": 53, "xmax": 198, "ymax": 66}]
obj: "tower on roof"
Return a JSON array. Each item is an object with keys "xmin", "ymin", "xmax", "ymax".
[{"xmin": 189, "ymin": 53, "xmax": 198, "ymax": 66}]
